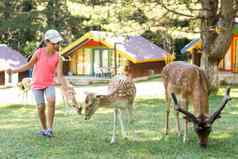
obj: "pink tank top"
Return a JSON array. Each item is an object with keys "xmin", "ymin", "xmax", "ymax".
[{"xmin": 32, "ymin": 48, "xmax": 59, "ymax": 89}]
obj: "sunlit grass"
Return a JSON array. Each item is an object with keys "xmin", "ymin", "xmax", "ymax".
[{"xmin": 1, "ymin": 87, "xmax": 238, "ymax": 158}]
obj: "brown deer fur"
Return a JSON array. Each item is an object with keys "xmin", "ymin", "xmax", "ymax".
[
  {"xmin": 84, "ymin": 75, "xmax": 136, "ymax": 144},
  {"xmin": 61, "ymin": 82, "xmax": 82, "ymax": 114},
  {"xmin": 17, "ymin": 77, "xmax": 32, "ymax": 106},
  {"xmin": 161, "ymin": 61, "xmax": 231, "ymax": 147}
]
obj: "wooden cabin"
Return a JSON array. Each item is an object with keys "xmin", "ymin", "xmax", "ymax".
[
  {"xmin": 0, "ymin": 46, "xmax": 28, "ymax": 85},
  {"xmin": 61, "ymin": 31, "xmax": 174, "ymax": 78},
  {"xmin": 181, "ymin": 23, "xmax": 238, "ymax": 73}
]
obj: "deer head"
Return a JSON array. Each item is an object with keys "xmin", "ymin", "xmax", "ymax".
[
  {"xmin": 17, "ymin": 78, "xmax": 32, "ymax": 92},
  {"xmin": 84, "ymin": 93, "xmax": 101, "ymax": 120},
  {"xmin": 64, "ymin": 88, "xmax": 82, "ymax": 114},
  {"xmin": 171, "ymin": 88, "xmax": 231, "ymax": 148}
]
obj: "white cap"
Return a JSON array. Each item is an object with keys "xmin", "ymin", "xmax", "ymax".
[{"xmin": 44, "ymin": 29, "xmax": 63, "ymax": 43}]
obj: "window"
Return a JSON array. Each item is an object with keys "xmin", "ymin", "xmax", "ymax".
[{"xmin": 93, "ymin": 48, "xmax": 112, "ymax": 75}]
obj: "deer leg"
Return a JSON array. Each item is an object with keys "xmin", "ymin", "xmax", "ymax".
[
  {"xmin": 174, "ymin": 95, "xmax": 181, "ymax": 136},
  {"xmin": 25, "ymin": 91, "xmax": 29, "ymax": 106},
  {"xmin": 128, "ymin": 105, "xmax": 136, "ymax": 141},
  {"xmin": 118, "ymin": 109, "xmax": 128, "ymax": 139},
  {"xmin": 111, "ymin": 109, "xmax": 119, "ymax": 144},
  {"xmin": 183, "ymin": 116, "xmax": 189, "ymax": 143},
  {"xmin": 62, "ymin": 95, "xmax": 67, "ymax": 115},
  {"xmin": 175, "ymin": 111, "xmax": 181, "ymax": 136},
  {"xmin": 63, "ymin": 95, "xmax": 71, "ymax": 115},
  {"xmin": 23, "ymin": 91, "xmax": 26, "ymax": 107},
  {"xmin": 165, "ymin": 91, "xmax": 171, "ymax": 135},
  {"xmin": 26, "ymin": 91, "xmax": 28, "ymax": 105},
  {"xmin": 181, "ymin": 99, "xmax": 189, "ymax": 143},
  {"xmin": 165, "ymin": 110, "xmax": 170, "ymax": 135},
  {"xmin": 21, "ymin": 92, "xmax": 24, "ymax": 106}
]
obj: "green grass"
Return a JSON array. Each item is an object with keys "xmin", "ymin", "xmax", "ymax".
[{"xmin": 1, "ymin": 88, "xmax": 238, "ymax": 159}]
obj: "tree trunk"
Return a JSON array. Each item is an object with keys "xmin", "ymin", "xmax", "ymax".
[
  {"xmin": 3, "ymin": 0, "xmax": 12, "ymax": 20},
  {"xmin": 200, "ymin": 0, "xmax": 235, "ymax": 91},
  {"xmin": 200, "ymin": 53, "xmax": 218, "ymax": 92}
]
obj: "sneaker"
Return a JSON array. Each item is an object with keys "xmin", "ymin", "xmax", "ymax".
[
  {"xmin": 46, "ymin": 129, "xmax": 54, "ymax": 137},
  {"xmin": 37, "ymin": 130, "xmax": 47, "ymax": 137}
]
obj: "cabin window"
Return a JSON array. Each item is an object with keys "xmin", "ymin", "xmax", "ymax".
[{"xmin": 92, "ymin": 48, "xmax": 112, "ymax": 75}]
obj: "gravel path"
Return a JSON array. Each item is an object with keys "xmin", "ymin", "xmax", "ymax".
[{"xmin": 0, "ymin": 80, "xmax": 165, "ymax": 105}]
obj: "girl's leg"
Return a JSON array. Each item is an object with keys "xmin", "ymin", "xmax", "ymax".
[
  {"xmin": 47, "ymin": 101, "xmax": 55, "ymax": 129},
  {"xmin": 32, "ymin": 89, "xmax": 47, "ymax": 130},
  {"xmin": 37, "ymin": 104, "xmax": 47, "ymax": 130},
  {"xmin": 45, "ymin": 86, "xmax": 56, "ymax": 130}
]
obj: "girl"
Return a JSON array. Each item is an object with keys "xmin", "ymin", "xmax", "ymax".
[{"xmin": 7, "ymin": 29, "xmax": 71, "ymax": 137}]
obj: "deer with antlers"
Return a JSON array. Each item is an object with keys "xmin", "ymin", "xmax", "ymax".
[{"xmin": 161, "ymin": 61, "xmax": 231, "ymax": 148}]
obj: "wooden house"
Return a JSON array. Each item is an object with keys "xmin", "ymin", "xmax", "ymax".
[
  {"xmin": 0, "ymin": 46, "xmax": 28, "ymax": 85},
  {"xmin": 180, "ymin": 23, "xmax": 238, "ymax": 73},
  {"xmin": 61, "ymin": 31, "xmax": 174, "ymax": 78}
]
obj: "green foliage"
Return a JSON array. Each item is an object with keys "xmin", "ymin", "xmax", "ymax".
[
  {"xmin": 22, "ymin": 41, "xmax": 38, "ymax": 56},
  {"xmin": 0, "ymin": 0, "xmax": 202, "ymax": 57},
  {"xmin": 0, "ymin": 0, "xmax": 41, "ymax": 54},
  {"xmin": 171, "ymin": 19, "xmax": 190, "ymax": 28},
  {"xmin": 142, "ymin": 30, "xmax": 173, "ymax": 53},
  {"xmin": 0, "ymin": 0, "xmax": 71, "ymax": 55},
  {"xmin": 21, "ymin": 0, "xmax": 35, "ymax": 12},
  {"xmin": 127, "ymin": 8, "xmax": 148, "ymax": 24},
  {"xmin": 174, "ymin": 38, "xmax": 190, "ymax": 61},
  {"xmin": 71, "ymin": 0, "xmax": 113, "ymax": 6}
]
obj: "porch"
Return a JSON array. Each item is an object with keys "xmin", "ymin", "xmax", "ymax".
[
  {"xmin": 65, "ymin": 75, "xmax": 111, "ymax": 86},
  {"xmin": 219, "ymin": 71, "xmax": 238, "ymax": 84},
  {"xmin": 65, "ymin": 73, "xmax": 161, "ymax": 86}
]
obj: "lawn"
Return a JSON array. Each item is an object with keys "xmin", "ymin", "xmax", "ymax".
[{"xmin": 0, "ymin": 86, "xmax": 238, "ymax": 159}]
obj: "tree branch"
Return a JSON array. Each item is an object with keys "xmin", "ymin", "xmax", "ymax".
[{"xmin": 158, "ymin": 0, "xmax": 195, "ymax": 18}]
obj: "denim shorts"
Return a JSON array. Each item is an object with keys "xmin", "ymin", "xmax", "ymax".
[{"xmin": 32, "ymin": 86, "xmax": 56, "ymax": 106}]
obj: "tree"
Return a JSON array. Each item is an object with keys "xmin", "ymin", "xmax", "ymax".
[
  {"xmin": 200, "ymin": 0, "xmax": 235, "ymax": 91},
  {"xmin": 159, "ymin": 0, "xmax": 238, "ymax": 91},
  {"xmin": 0, "ymin": 0, "xmax": 43, "ymax": 54}
]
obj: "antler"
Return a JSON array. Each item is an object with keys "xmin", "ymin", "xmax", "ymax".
[
  {"xmin": 171, "ymin": 93, "xmax": 199, "ymax": 124},
  {"xmin": 208, "ymin": 87, "xmax": 232, "ymax": 124}
]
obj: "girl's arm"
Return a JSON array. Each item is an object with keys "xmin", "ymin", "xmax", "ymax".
[
  {"xmin": 56, "ymin": 56, "xmax": 70, "ymax": 90},
  {"xmin": 56, "ymin": 56, "xmax": 81, "ymax": 113},
  {"xmin": 10, "ymin": 52, "xmax": 38, "ymax": 73}
]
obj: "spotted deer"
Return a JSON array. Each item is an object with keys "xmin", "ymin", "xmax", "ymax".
[
  {"xmin": 161, "ymin": 61, "xmax": 231, "ymax": 148},
  {"xmin": 84, "ymin": 75, "xmax": 136, "ymax": 144},
  {"xmin": 17, "ymin": 77, "xmax": 32, "ymax": 106}
]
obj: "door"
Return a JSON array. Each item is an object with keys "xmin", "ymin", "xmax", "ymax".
[{"xmin": 0, "ymin": 71, "xmax": 5, "ymax": 85}]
